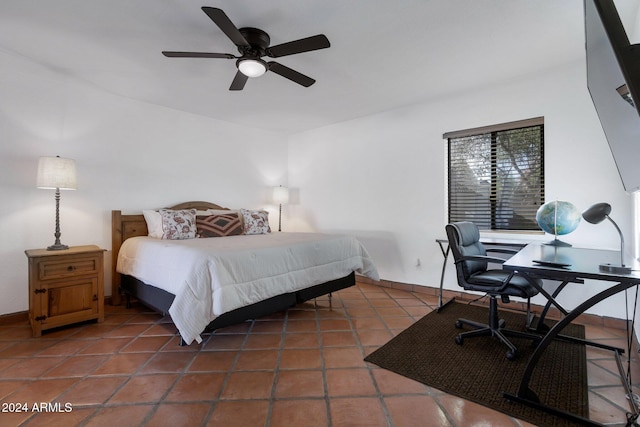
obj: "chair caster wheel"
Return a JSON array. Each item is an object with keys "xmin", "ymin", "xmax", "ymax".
[
  {"xmin": 455, "ymin": 320, "xmax": 463, "ymax": 329},
  {"xmin": 499, "ymin": 319, "xmax": 506, "ymax": 328},
  {"xmin": 506, "ymin": 350, "xmax": 518, "ymax": 360},
  {"xmin": 454, "ymin": 335, "xmax": 463, "ymax": 345}
]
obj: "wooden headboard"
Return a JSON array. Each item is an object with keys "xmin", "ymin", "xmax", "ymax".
[{"xmin": 111, "ymin": 201, "xmax": 228, "ymax": 305}]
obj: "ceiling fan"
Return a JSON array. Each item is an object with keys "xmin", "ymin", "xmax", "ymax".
[{"xmin": 162, "ymin": 7, "xmax": 330, "ymax": 91}]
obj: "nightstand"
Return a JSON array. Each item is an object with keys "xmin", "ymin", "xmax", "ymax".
[{"xmin": 25, "ymin": 245, "xmax": 105, "ymax": 337}]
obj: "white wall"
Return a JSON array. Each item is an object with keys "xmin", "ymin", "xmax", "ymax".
[
  {"xmin": 288, "ymin": 59, "xmax": 636, "ymax": 320},
  {"xmin": 0, "ymin": 51, "xmax": 288, "ymax": 316},
  {"xmin": 3, "ymin": 33, "xmax": 638, "ymax": 323}
]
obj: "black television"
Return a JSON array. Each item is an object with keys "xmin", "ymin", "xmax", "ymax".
[{"xmin": 585, "ymin": 0, "xmax": 640, "ymax": 192}]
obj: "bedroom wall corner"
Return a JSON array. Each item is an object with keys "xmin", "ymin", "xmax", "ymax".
[
  {"xmin": 286, "ymin": 59, "xmax": 633, "ymax": 320},
  {"xmin": 0, "ymin": 51, "xmax": 289, "ymax": 316}
]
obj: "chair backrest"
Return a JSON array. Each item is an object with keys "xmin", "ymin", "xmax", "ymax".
[{"xmin": 445, "ymin": 222, "xmax": 488, "ymax": 283}]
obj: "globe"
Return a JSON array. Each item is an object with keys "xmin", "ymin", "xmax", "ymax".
[{"xmin": 535, "ymin": 200, "xmax": 581, "ymax": 236}]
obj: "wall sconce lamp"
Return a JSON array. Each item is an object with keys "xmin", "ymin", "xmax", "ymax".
[
  {"xmin": 582, "ymin": 202, "xmax": 631, "ymax": 274},
  {"xmin": 37, "ymin": 156, "xmax": 77, "ymax": 250},
  {"xmin": 272, "ymin": 185, "xmax": 289, "ymax": 232}
]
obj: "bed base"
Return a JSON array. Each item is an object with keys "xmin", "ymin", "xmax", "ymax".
[{"xmin": 121, "ymin": 272, "xmax": 355, "ymax": 345}]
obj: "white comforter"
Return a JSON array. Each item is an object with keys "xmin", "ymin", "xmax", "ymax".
[{"xmin": 116, "ymin": 232, "xmax": 379, "ymax": 344}]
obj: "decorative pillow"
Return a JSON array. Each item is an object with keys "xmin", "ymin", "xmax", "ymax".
[
  {"xmin": 241, "ymin": 209, "xmax": 271, "ymax": 235},
  {"xmin": 200, "ymin": 209, "xmax": 236, "ymax": 215},
  {"xmin": 198, "ymin": 209, "xmax": 244, "ymax": 228},
  {"xmin": 196, "ymin": 213, "xmax": 244, "ymax": 237},
  {"xmin": 159, "ymin": 209, "xmax": 197, "ymax": 240},
  {"xmin": 142, "ymin": 210, "xmax": 163, "ymax": 238}
]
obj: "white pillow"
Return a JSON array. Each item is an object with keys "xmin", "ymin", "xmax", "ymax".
[{"xmin": 143, "ymin": 210, "xmax": 163, "ymax": 238}]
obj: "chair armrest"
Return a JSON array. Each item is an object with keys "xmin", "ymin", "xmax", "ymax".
[
  {"xmin": 485, "ymin": 247, "xmax": 519, "ymax": 255},
  {"xmin": 455, "ymin": 255, "xmax": 508, "ymax": 264},
  {"xmin": 455, "ymin": 254, "xmax": 518, "ymax": 292}
]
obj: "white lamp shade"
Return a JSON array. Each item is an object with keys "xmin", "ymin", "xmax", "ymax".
[
  {"xmin": 37, "ymin": 156, "xmax": 77, "ymax": 190},
  {"xmin": 238, "ymin": 59, "xmax": 267, "ymax": 78},
  {"xmin": 273, "ymin": 186, "xmax": 289, "ymax": 204}
]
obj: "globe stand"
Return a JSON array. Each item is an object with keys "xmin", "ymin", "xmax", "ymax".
[{"xmin": 544, "ymin": 235, "xmax": 572, "ymax": 247}]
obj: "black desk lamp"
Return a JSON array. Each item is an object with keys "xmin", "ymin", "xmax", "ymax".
[{"xmin": 582, "ymin": 202, "xmax": 631, "ymax": 274}]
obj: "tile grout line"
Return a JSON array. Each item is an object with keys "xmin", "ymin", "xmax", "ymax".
[
  {"xmin": 202, "ymin": 319, "xmax": 252, "ymax": 425},
  {"xmin": 315, "ymin": 298, "xmax": 333, "ymax": 427},
  {"xmin": 263, "ymin": 309, "xmax": 288, "ymax": 427},
  {"xmin": 352, "ymin": 285, "xmax": 394, "ymax": 427}
]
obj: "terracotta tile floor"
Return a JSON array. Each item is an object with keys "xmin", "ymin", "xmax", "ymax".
[{"xmin": 0, "ymin": 282, "xmax": 638, "ymax": 426}]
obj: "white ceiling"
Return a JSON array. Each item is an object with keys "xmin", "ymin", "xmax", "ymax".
[{"xmin": 1, "ymin": 0, "xmax": 637, "ymax": 134}]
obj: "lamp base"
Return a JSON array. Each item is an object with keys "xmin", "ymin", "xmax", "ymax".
[
  {"xmin": 47, "ymin": 243, "xmax": 69, "ymax": 251},
  {"xmin": 599, "ymin": 263, "xmax": 632, "ymax": 274}
]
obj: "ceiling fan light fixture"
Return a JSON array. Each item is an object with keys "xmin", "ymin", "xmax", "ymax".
[
  {"xmin": 238, "ymin": 58, "xmax": 267, "ymax": 78},
  {"xmin": 162, "ymin": 8, "xmax": 330, "ymax": 90}
]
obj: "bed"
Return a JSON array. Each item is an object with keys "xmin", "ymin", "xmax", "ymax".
[{"xmin": 111, "ymin": 201, "xmax": 379, "ymax": 345}]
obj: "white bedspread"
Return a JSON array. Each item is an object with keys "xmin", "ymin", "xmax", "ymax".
[{"xmin": 116, "ymin": 232, "xmax": 379, "ymax": 344}]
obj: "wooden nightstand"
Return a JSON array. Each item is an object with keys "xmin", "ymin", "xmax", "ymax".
[{"xmin": 25, "ymin": 245, "xmax": 105, "ymax": 337}]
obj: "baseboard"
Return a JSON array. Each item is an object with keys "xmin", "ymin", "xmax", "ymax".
[
  {"xmin": 0, "ymin": 311, "xmax": 28, "ymax": 326},
  {"xmin": 0, "ymin": 296, "xmax": 114, "ymax": 326},
  {"xmin": 356, "ymin": 276, "xmax": 633, "ymax": 332},
  {"xmin": 0, "ymin": 281, "xmax": 631, "ymax": 343}
]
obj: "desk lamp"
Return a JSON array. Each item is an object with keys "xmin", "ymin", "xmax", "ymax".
[{"xmin": 582, "ymin": 202, "xmax": 631, "ymax": 274}]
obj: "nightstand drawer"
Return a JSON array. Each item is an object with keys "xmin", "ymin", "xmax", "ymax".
[{"xmin": 38, "ymin": 257, "xmax": 99, "ymax": 280}]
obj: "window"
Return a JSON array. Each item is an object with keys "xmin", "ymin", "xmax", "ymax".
[{"xmin": 444, "ymin": 117, "xmax": 544, "ymax": 231}]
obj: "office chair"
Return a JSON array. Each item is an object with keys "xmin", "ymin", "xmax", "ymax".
[{"xmin": 445, "ymin": 221, "xmax": 541, "ymax": 360}]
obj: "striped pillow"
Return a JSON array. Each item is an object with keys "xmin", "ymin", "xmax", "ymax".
[{"xmin": 196, "ymin": 213, "xmax": 244, "ymax": 237}]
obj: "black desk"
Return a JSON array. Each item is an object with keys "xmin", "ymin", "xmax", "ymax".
[{"xmin": 502, "ymin": 243, "xmax": 640, "ymax": 426}]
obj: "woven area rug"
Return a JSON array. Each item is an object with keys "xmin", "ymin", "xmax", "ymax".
[{"xmin": 365, "ymin": 302, "xmax": 588, "ymax": 427}]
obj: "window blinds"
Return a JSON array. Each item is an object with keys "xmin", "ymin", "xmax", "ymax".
[{"xmin": 446, "ymin": 118, "xmax": 544, "ymax": 231}]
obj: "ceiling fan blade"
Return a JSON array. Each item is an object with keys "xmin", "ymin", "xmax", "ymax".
[
  {"xmin": 268, "ymin": 62, "xmax": 315, "ymax": 87},
  {"xmin": 162, "ymin": 51, "xmax": 235, "ymax": 59},
  {"xmin": 229, "ymin": 70, "xmax": 249, "ymax": 91},
  {"xmin": 202, "ymin": 7, "xmax": 250, "ymax": 48},
  {"xmin": 266, "ymin": 34, "xmax": 330, "ymax": 58}
]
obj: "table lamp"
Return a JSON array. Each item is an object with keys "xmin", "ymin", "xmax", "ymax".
[
  {"xmin": 37, "ymin": 156, "xmax": 77, "ymax": 250},
  {"xmin": 582, "ymin": 202, "xmax": 631, "ymax": 274},
  {"xmin": 272, "ymin": 185, "xmax": 289, "ymax": 232}
]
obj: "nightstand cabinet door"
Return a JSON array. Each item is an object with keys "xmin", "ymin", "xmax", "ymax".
[
  {"xmin": 26, "ymin": 245, "xmax": 105, "ymax": 337},
  {"xmin": 44, "ymin": 276, "xmax": 99, "ymax": 318}
]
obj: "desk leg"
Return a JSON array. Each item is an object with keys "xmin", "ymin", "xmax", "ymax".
[
  {"xmin": 436, "ymin": 241, "xmax": 454, "ymax": 312},
  {"xmin": 504, "ymin": 280, "xmax": 638, "ymax": 425},
  {"xmin": 525, "ymin": 278, "xmax": 621, "ymax": 352},
  {"xmin": 530, "ymin": 280, "xmax": 570, "ymax": 332},
  {"xmin": 522, "ymin": 273, "xmax": 569, "ymax": 317}
]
